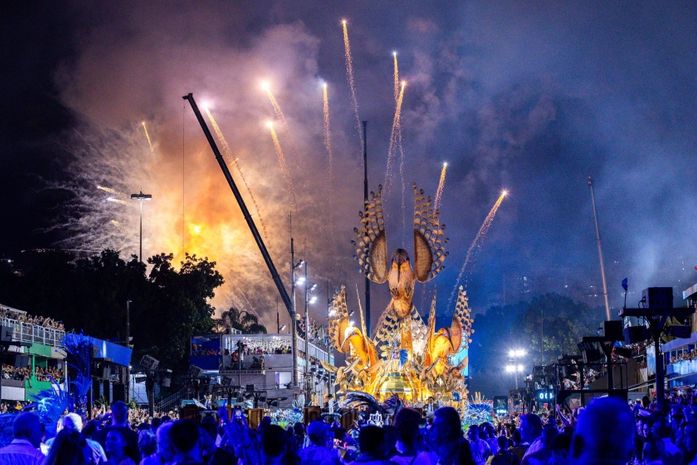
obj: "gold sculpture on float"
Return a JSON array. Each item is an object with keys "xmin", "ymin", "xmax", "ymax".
[{"xmin": 327, "ymin": 184, "xmax": 474, "ymax": 403}]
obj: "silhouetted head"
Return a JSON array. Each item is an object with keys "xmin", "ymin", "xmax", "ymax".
[
  {"xmin": 430, "ymin": 407, "xmax": 462, "ymax": 447},
  {"xmin": 393, "ymin": 407, "xmax": 421, "ymax": 447},
  {"xmin": 570, "ymin": 397, "xmax": 634, "ymax": 465},
  {"xmin": 13, "ymin": 412, "xmax": 42, "ymax": 448},
  {"xmin": 358, "ymin": 425, "xmax": 385, "ymax": 458},
  {"xmin": 520, "ymin": 414, "xmax": 543, "ymax": 444}
]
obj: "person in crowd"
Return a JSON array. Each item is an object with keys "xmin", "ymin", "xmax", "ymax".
[
  {"xmin": 467, "ymin": 425, "xmax": 491, "ymax": 465},
  {"xmin": 299, "ymin": 420, "xmax": 340, "ymax": 465},
  {"xmin": 106, "ymin": 429, "xmax": 137, "ymax": 465},
  {"xmin": 137, "ymin": 430, "xmax": 157, "ymax": 464},
  {"xmin": 261, "ymin": 424, "xmax": 290, "ymax": 465},
  {"xmin": 428, "ymin": 407, "xmax": 475, "ymax": 465},
  {"xmin": 46, "ymin": 413, "xmax": 107, "ymax": 464},
  {"xmin": 0, "ymin": 412, "xmax": 44, "ymax": 465},
  {"xmin": 389, "ymin": 407, "xmax": 430, "ymax": 465},
  {"xmin": 568, "ymin": 396, "xmax": 635, "ymax": 465},
  {"xmin": 168, "ymin": 420, "xmax": 203, "ymax": 465},
  {"xmin": 100, "ymin": 401, "xmax": 140, "ymax": 464},
  {"xmin": 43, "ymin": 430, "xmax": 92, "ymax": 465},
  {"xmin": 487, "ymin": 436, "xmax": 515, "ymax": 465},
  {"xmin": 518, "ymin": 414, "xmax": 543, "ymax": 463},
  {"xmin": 346, "ymin": 424, "xmax": 393, "ymax": 465},
  {"xmin": 480, "ymin": 423, "xmax": 498, "ymax": 456},
  {"xmin": 140, "ymin": 422, "xmax": 174, "ymax": 465},
  {"xmin": 508, "ymin": 430, "xmax": 526, "ymax": 463}
]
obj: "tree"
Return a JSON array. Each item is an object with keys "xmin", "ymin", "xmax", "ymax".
[
  {"xmin": 0, "ymin": 249, "xmax": 225, "ymax": 376},
  {"xmin": 468, "ymin": 293, "xmax": 604, "ymax": 397},
  {"xmin": 213, "ymin": 307, "xmax": 267, "ymax": 334}
]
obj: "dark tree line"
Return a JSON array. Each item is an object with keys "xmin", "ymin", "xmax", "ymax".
[
  {"xmin": 0, "ymin": 249, "xmax": 226, "ymax": 374},
  {"xmin": 468, "ymin": 293, "xmax": 605, "ymax": 397}
]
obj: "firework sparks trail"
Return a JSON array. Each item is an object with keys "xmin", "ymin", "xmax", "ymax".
[
  {"xmin": 267, "ymin": 122, "xmax": 297, "ymax": 210},
  {"xmin": 447, "ymin": 190, "xmax": 508, "ymax": 308},
  {"xmin": 261, "ymin": 81, "xmax": 288, "ymax": 127},
  {"xmin": 434, "ymin": 162, "xmax": 448, "ymax": 211},
  {"xmin": 391, "ymin": 52, "xmax": 408, "ymax": 239},
  {"xmin": 384, "ymin": 81, "xmax": 406, "ymax": 194},
  {"xmin": 96, "ymin": 185, "xmax": 119, "ymax": 195},
  {"xmin": 141, "ymin": 121, "xmax": 154, "ymax": 153},
  {"xmin": 399, "ymin": 131, "xmax": 407, "ymax": 241},
  {"xmin": 392, "ymin": 51, "xmax": 399, "ymax": 103},
  {"xmin": 321, "ymin": 82, "xmax": 334, "ymax": 180},
  {"xmin": 341, "ymin": 19, "xmax": 363, "ymax": 151},
  {"xmin": 204, "ymin": 107, "xmax": 269, "ymax": 240}
]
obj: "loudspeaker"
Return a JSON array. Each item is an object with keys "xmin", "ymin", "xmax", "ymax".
[
  {"xmin": 624, "ymin": 326, "xmax": 649, "ymax": 344},
  {"xmin": 604, "ymin": 320, "xmax": 623, "ymax": 341},
  {"xmin": 140, "ymin": 355, "xmax": 159, "ymax": 371},
  {"xmin": 112, "ymin": 383, "xmax": 127, "ymax": 402},
  {"xmin": 643, "ymin": 287, "xmax": 673, "ymax": 310}
]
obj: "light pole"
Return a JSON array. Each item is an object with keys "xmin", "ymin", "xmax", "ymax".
[
  {"xmin": 506, "ymin": 348, "xmax": 527, "ymax": 389},
  {"xmin": 504, "ymin": 363, "xmax": 525, "ymax": 389},
  {"xmin": 125, "ymin": 300, "xmax": 132, "ymax": 402},
  {"xmin": 289, "ymin": 234, "xmax": 303, "ymax": 390},
  {"xmin": 130, "ymin": 191, "xmax": 152, "ymax": 262},
  {"xmin": 301, "ymin": 262, "xmax": 318, "ymax": 406}
]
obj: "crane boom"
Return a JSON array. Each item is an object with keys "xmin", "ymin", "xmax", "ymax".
[{"xmin": 182, "ymin": 93, "xmax": 293, "ymax": 315}]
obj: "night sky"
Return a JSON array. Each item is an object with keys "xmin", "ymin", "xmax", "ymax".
[{"xmin": 3, "ymin": 1, "xmax": 697, "ymax": 329}]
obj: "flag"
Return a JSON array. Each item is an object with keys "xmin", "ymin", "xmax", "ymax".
[{"xmin": 621, "ymin": 278, "xmax": 628, "ymax": 291}]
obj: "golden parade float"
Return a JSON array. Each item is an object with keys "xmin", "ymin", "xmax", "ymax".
[{"xmin": 327, "ymin": 184, "xmax": 474, "ymax": 405}]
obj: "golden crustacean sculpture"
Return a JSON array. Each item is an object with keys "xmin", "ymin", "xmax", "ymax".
[
  {"xmin": 327, "ymin": 184, "xmax": 474, "ymax": 403},
  {"xmin": 423, "ymin": 286, "xmax": 473, "ymax": 384}
]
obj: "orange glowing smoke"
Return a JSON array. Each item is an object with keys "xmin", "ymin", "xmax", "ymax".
[
  {"xmin": 341, "ymin": 19, "xmax": 363, "ymax": 151},
  {"xmin": 204, "ymin": 107, "xmax": 269, "ymax": 240},
  {"xmin": 434, "ymin": 162, "xmax": 448, "ymax": 212},
  {"xmin": 384, "ymin": 81, "xmax": 406, "ymax": 194},
  {"xmin": 448, "ymin": 190, "xmax": 508, "ymax": 307}
]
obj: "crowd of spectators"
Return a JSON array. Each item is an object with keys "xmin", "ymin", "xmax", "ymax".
[
  {"xmin": 0, "ymin": 306, "xmax": 65, "ymax": 332},
  {"xmin": 1, "ymin": 365, "xmax": 63, "ymax": 383},
  {"xmin": 2, "ymin": 364, "xmax": 30, "ymax": 381},
  {"xmin": 2, "ymin": 393, "xmax": 697, "ymax": 464}
]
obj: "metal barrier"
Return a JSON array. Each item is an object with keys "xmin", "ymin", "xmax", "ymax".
[{"xmin": 2, "ymin": 317, "xmax": 65, "ymax": 347}]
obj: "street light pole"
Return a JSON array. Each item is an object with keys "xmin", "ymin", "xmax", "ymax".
[
  {"xmin": 130, "ymin": 191, "xmax": 152, "ymax": 262},
  {"xmin": 126, "ymin": 300, "xmax": 132, "ymax": 402},
  {"xmin": 304, "ymin": 262, "xmax": 310, "ymax": 406}
]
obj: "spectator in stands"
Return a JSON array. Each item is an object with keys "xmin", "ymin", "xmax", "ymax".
[
  {"xmin": 0, "ymin": 412, "xmax": 44, "ymax": 465},
  {"xmin": 569, "ymin": 396, "xmax": 635, "ymax": 465}
]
